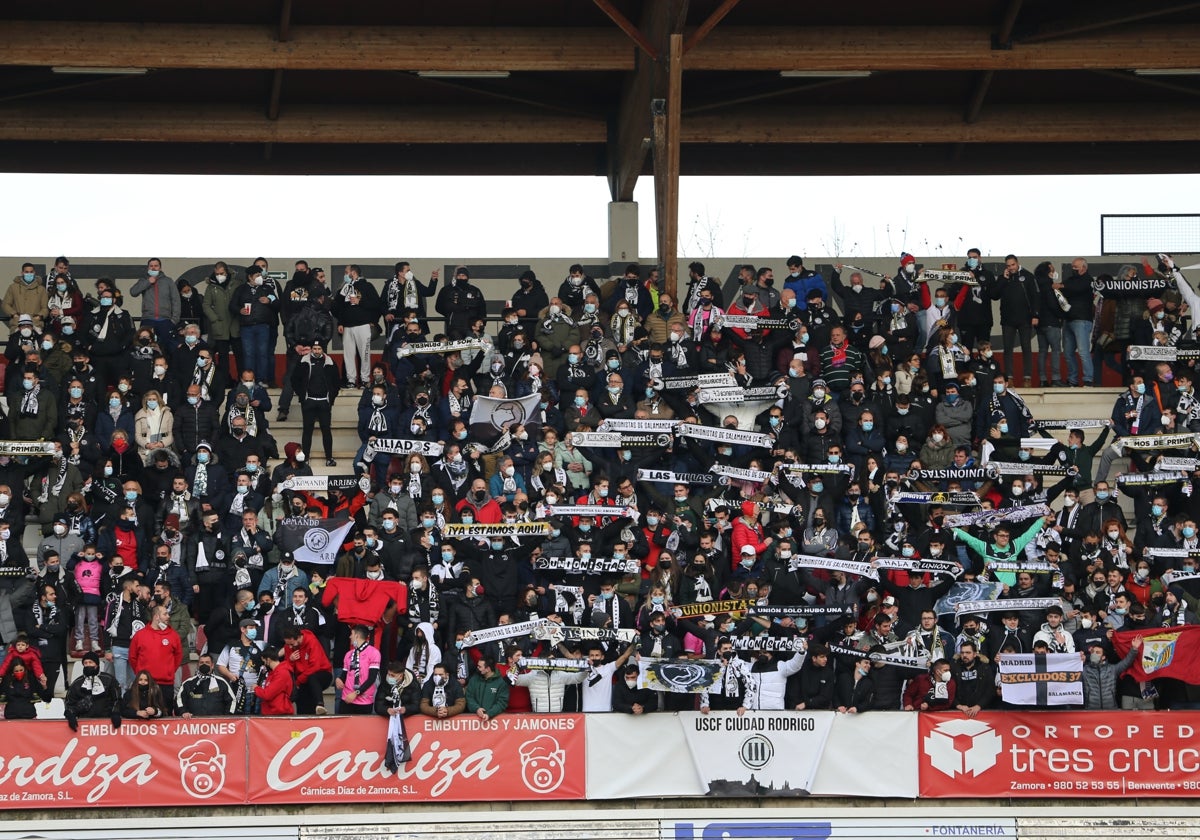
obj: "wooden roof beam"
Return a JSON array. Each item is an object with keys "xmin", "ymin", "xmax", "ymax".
[
  {"xmin": 1, "ymin": 102, "xmax": 1198, "ymax": 145},
  {"xmin": 4, "ymin": 22, "xmax": 1199, "ymax": 73},
  {"xmin": 688, "ymin": 24, "xmax": 1200, "ymax": 71},
  {"xmin": 685, "ymin": 104, "xmax": 1200, "ymax": 143},
  {"xmin": 0, "ymin": 22, "xmax": 635, "ymax": 72}
]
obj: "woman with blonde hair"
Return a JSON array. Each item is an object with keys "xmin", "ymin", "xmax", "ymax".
[{"xmin": 134, "ymin": 389, "xmax": 174, "ymax": 464}]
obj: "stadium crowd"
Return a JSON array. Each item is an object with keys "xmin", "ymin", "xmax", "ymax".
[{"xmin": 0, "ymin": 251, "xmax": 1197, "ymax": 728}]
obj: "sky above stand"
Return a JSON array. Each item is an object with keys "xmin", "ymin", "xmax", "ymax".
[{"xmin": 1, "ymin": 172, "xmax": 1197, "ymax": 260}]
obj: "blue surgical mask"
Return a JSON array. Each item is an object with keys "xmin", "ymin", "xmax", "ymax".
[
  {"xmin": 441, "ymin": 550, "xmax": 454, "ymax": 563},
  {"xmin": 608, "ymin": 360, "xmax": 620, "ymax": 370},
  {"xmin": 245, "ymin": 628, "xmax": 257, "ymax": 640},
  {"xmin": 432, "ymin": 494, "xmax": 444, "ymax": 505},
  {"xmin": 109, "ymin": 398, "xmax": 121, "ymax": 408},
  {"xmin": 382, "ymin": 519, "xmax": 397, "ymax": 531},
  {"xmin": 568, "ymin": 353, "xmax": 580, "ymax": 365},
  {"xmin": 994, "ymin": 383, "xmax": 1005, "ymax": 395},
  {"xmin": 236, "ymin": 486, "xmax": 248, "ymax": 495},
  {"xmin": 651, "ymin": 595, "xmax": 664, "ymax": 605},
  {"xmin": 56, "ymin": 283, "xmax": 67, "ymax": 293},
  {"xmin": 828, "ymin": 454, "xmax": 840, "ymax": 464},
  {"xmin": 21, "ymin": 380, "xmax": 33, "ymax": 391},
  {"xmin": 890, "ymin": 303, "xmax": 900, "ymax": 314},
  {"xmin": 197, "ymin": 452, "xmax": 209, "ymax": 463},
  {"xmin": 462, "ymin": 515, "xmax": 474, "ymax": 525},
  {"xmin": 902, "ymin": 546, "xmax": 915, "ymax": 558},
  {"xmin": 422, "ymin": 517, "xmax": 435, "ymax": 529},
  {"xmin": 63, "ymin": 326, "xmax": 74, "ymax": 335},
  {"xmin": 612, "ymin": 552, "xmax": 625, "ymax": 562},
  {"xmin": 646, "ymin": 516, "xmax": 659, "ymax": 527},
  {"xmin": 147, "ymin": 269, "xmax": 160, "ymax": 277},
  {"xmin": 1135, "ymin": 383, "xmax": 1146, "ymax": 395},
  {"xmin": 124, "ymin": 490, "xmax": 137, "ymax": 502},
  {"xmin": 769, "ymin": 417, "xmax": 781, "ymax": 428},
  {"xmin": 184, "ymin": 334, "xmax": 198, "ymax": 346},
  {"xmin": 103, "ymin": 466, "xmax": 113, "ymax": 477},
  {"xmin": 187, "ymin": 396, "xmax": 199, "ymax": 406},
  {"xmin": 1152, "ymin": 504, "xmax": 1164, "ymax": 517},
  {"xmin": 1018, "ymin": 450, "xmax": 1030, "ymax": 461},
  {"xmin": 584, "ymin": 303, "xmax": 597, "ymax": 314},
  {"xmin": 22, "ymin": 272, "xmax": 35, "ymax": 282},
  {"xmin": 646, "ymin": 388, "xmax": 655, "ymax": 398},
  {"xmin": 607, "ymin": 385, "xmax": 620, "ymax": 395},
  {"xmin": 146, "ymin": 400, "xmax": 158, "ymax": 411},
  {"xmin": 861, "ymin": 421, "xmax": 874, "ymax": 432},
  {"xmin": 811, "ymin": 482, "xmax": 824, "ymax": 494},
  {"xmin": 966, "ymin": 257, "xmax": 980, "ymax": 269},
  {"xmin": 945, "ymin": 394, "xmax": 959, "ymax": 404},
  {"xmin": 622, "ymin": 451, "xmax": 632, "ymax": 462},
  {"xmin": 574, "ymin": 396, "xmax": 586, "ymax": 407},
  {"xmin": 1095, "ymin": 491, "xmax": 1109, "ymax": 502},
  {"xmin": 69, "ymin": 387, "xmax": 82, "ymax": 399},
  {"xmin": 999, "ymin": 423, "xmax": 1009, "ymax": 434},
  {"xmin": 100, "ymin": 297, "xmax": 113, "ymax": 307}
]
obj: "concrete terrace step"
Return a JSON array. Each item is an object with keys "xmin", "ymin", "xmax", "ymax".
[{"xmin": 260, "ymin": 385, "xmax": 1127, "ymax": 467}]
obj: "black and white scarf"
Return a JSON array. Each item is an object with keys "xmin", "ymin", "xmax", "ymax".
[
  {"xmin": 192, "ymin": 363, "xmax": 217, "ymax": 401},
  {"xmin": 193, "ymin": 463, "xmax": 208, "ymax": 497},
  {"xmin": 20, "ymin": 381, "xmax": 40, "ymax": 416},
  {"xmin": 348, "ymin": 640, "xmax": 370, "ymax": 691},
  {"xmin": 368, "ymin": 402, "xmax": 389, "ymax": 434},
  {"xmin": 31, "ymin": 598, "xmax": 57, "ymax": 631},
  {"xmin": 39, "ymin": 456, "xmax": 69, "ymax": 503}
]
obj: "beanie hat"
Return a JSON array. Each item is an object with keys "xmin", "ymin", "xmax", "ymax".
[
  {"xmin": 1148, "ymin": 298, "xmax": 1165, "ymax": 313},
  {"xmin": 900, "ymin": 253, "xmax": 916, "ymax": 267},
  {"xmin": 869, "ymin": 335, "xmax": 886, "ymax": 350},
  {"xmin": 284, "ymin": 441, "xmax": 300, "ymax": 461}
]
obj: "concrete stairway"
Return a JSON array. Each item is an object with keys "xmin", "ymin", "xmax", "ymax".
[{"xmin": 263, "ymin": 385, "xmax": 1126, "ymax": 472}]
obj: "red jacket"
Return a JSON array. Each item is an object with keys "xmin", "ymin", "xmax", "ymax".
[
  {"xmin": 129, "ymin": 625, "xmax": 183, "ymax": 685},
  {"xmin": 0, "ymin": 646, "xmax": 44, "ymax": 681},
  {"xmin": 730, "ymin": 518, "xmax": 768, "ymax": 570},
  {"xmin": 320, "ymin": 578, "xmax": 407, "ymax": 628},
  {"xmin": 255, "ymin": 663, "xmax": 295, "ymax": 715},
  {"xmin": 903, "ymin": 672, "xmax": 956, "ymax": 711},
  {"xmin": 282, "ymin": 629, "xmax": 332, "ymax": 685}
]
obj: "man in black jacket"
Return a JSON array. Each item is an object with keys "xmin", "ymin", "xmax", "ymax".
[
  {"xmin": 278, "ymin": 294, "xmax": 335, "ymax": 422},
  {"xmin": 435, "ymin": 266, "xmax": 486, "ymax": 339},
  {"xmin": 951, "ymin": 640, "xmax": 994, "ymax": 716},
  {"xmin": 612, "ymin": 663, "xmax": 659, "ymax": 714},
  {"xmin": 996, "ymin": 254, "xmax": 1040, "ymax": 387},
  {"xmin": 292, "ymin": 340, "xmax": 341, "ymax": 466}
]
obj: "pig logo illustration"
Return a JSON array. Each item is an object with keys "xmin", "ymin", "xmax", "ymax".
[
  {"xmin": 177, "ymin": 739, "xmax": 227, "ymax": 799},
  {"xmin": 518, "ymin": 734, "xmax": 566, "ymax": 794}
]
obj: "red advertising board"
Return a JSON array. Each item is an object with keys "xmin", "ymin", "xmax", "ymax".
[
  {"xmin": 0, "ymin": 715, "xmax": 585, "ymax": 809},
  {"xmin": 247, "ymin": 714, "xmax": 586, "ymax": 803},
  {"xmin": 919, "ymin": 712, "xmax": 1200, "ymax": 797},
  {"xmin": 0, "ymin": 718, "xmax": 247, "ymax": 808}
]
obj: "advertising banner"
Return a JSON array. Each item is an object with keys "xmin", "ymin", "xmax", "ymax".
[
  {"xmin": 679, "ymin": 711, "xmax": 833, "ymax": 796},
  {"xmin": 247, "ymin": 714, "xmax": 586, "ymax": 803},
  {"xmin": 0, "ymin": 718, "xmax": 247, "ymax": 807},
  {"xmin": 919, "ymin": 712, "xmax": 1200, "ymax": 797}
]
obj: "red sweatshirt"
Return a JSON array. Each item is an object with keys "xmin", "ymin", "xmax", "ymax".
[
  {"xmin": 255, "ymin": 663, "xmax": 296, "ymax": 715},
  {"xmin": 320, "ymin": 578, "xmax": 407, "ymax": 627},
  {"xmin": 129, "ymin": 625, "xmax": 183, "ymax": 685},
  {"xmin": 282, "ymin": 629, "xmax": 331, "ymax": 685}
]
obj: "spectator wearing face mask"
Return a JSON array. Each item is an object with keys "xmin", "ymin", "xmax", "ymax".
[
  {"xmin": 904, "ymin": 658, "xmax": 956, "ymax": 711},
  {"xmin": 1081, "ymin": 636, "xmax": 1142, "ymax": 710}
]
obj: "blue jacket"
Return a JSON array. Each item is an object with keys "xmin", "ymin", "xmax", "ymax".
[{"xmin": 783, "ymin": 270, "xmax": 828, "ymax": 311}]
